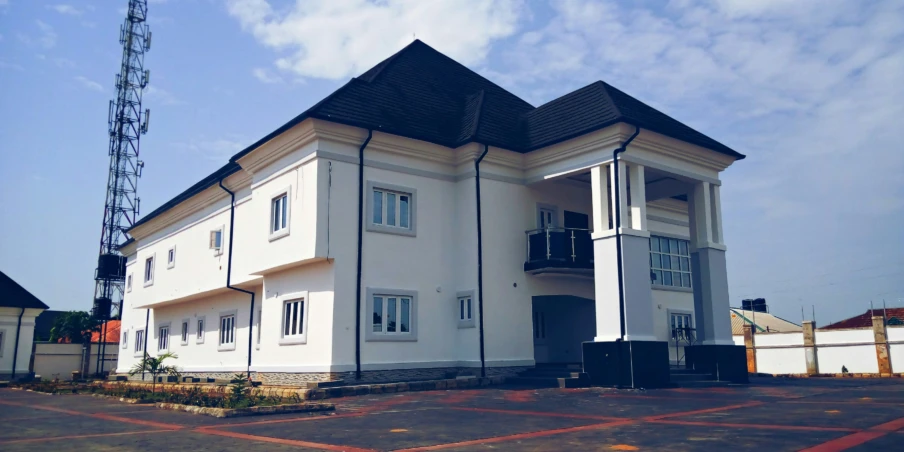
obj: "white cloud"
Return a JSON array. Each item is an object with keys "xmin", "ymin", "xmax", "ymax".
[
  {"xmin": 47, "ymin": 4, "xmax": 84, "ymax": 15},
  {"xmin": 226, "ymin": 0, "xmax": 524, "ymax": 79},
  {"xmin": 75, "ymin": 75, "xmax": 104, "ymax": 92},
  {"xmin": 35, "ymin": 20, "xmax": 57, "ymax": 48},
  {"xmin": 0, "ymin": 60, "xmax": 24, "ymax": 71},
  {"xmin": 172, "ymin": 137, "xmax": 249, "ymax": 162},
  {"xmin": 143, "ymin": 85, "xmax": 183, "ymax": 106},
  {"xmin": 252, "ymin": 67, "xmax": 282, "ymax": 84}
]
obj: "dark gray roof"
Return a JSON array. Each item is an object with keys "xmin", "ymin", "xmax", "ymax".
[
  {"xmin": 133, "ymin": 40, "xmax": 743, "ymax": 230},
  {"xmin": 0, "ymin": 270, "xmax": 50, "ymax": 310}
]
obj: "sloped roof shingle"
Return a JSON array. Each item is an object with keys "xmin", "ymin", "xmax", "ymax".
[{"xmin": 0, "ymin": 269, "xmax": 50, "ymax": 310}]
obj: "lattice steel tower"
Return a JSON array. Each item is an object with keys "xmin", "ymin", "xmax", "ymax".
[{"xmin": 92, "ymin": 0, "xmax": 151, "ymax": 321}]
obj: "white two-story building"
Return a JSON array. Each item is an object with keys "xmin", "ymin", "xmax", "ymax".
[{"xmin": 116, "ymin": 40, "xmax": 746, "ymax": 387}]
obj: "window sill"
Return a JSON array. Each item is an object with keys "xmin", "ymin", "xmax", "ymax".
[
  {"xmin": 143, "ymin": 281, "xmax": 154, "ymax": 288},
  {"xmin": 217, "ymin": 344, "xmax": 236, "ymax": 352},
  {"xmin": 457, "ymin": 320, "xmax": 476, "ymax": 329},
  {"xmin": 196, "ymin": 339, "xmax": 205, "ymax": 345},
  {"xmin": 180, "ymin": 341, "xmax": 188, "ymax": 346},
  {"xmin": 365, "ymin": 333, "xmax": 417, "ymax": 342},
  {"xmin": 652, "ymin": 285, "xmax": 693, "ymax": 293},
  {"xmin": 269, "ymin": 228, "xmax": 290, "ymax": 242},
  {"xmin": 366, "ymin": 223, "xmax": 416, "ymax": 237},
  {"xmin": 278, "ymin": 336, "xmax": 307, "ymax": 345}
]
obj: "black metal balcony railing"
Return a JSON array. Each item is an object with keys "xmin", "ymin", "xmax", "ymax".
[{"xmin": 524, "ymin": 227, "xmax": 593, "ymax": 273}]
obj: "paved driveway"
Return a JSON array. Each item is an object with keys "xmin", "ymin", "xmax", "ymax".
[{"xmin": 1, "ymin": 377, "xmax": 903, "ymax": 451}]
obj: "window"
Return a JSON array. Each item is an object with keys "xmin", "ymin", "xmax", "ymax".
[
  {"xmin": 256, "ymin": 309, "xmax": 262, "ymax": 348},
  {"xmin": 650, "ymin": 236, "xmax": 692, "ymax": 289},
  {"xmin": 134, "ymin": 329, "xmax": 145, "ymax": 354},
  {"xmin": 457, "ymin": 290, "xmax": 476, "ymax": 329},
  {"xmin": 126, "ymin": 274, "xmax": 132, "ymax": 292},
  {"xmin": 167, "ymin": 246, "xmax": 176, "ymax": 269},
  {"xmin": 366, "ymin": 288, "xmax": 417, "ymax": 341},
  {"xmin": 210, "ymin": 228, "xmax": 224, "ymax": 255},
  {"xmin": 158, "ymin": 325, "xmax": 169, "ymax": 351},
  {"xmin": 143, "ymin": 255, "xmax": 155, "ymax": 286},
  {"xmin": 180, "ymin": 320, "xmax": 189, "ymax": 345},
  {"xmin": 279, "ymin": 295, "xmax": 309, "ymax": 345},
  {"xmin": 219, "ymin": 312, "xmax": 236, "ymax": 351},
  {"xmin": 269, "ymin": 190, "xmax": 290, "ymax": 240},
  {"xmin": 121, "ymin": 331, "xmax": 128, "ymax": 349},
  {"xmin": 533, "ymin": 310, "xmax": 546, "ymax": 341},
  {"xmin": 0, "ymin": 330, "xmax": 4, "ymax": 357},
  {"xmin": 196, "ymin": 317, "xmax": 205, "ymax": 344},
  {"xmin": 670, "ymin": 312, "xmax": 694, "ymax": 342},
  {"xmin": 366, "ymin": 181, "xmax": 417, "ymax": 237}
]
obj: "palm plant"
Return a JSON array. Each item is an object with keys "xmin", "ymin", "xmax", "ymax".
[{"xmin": 129, "ymin": 352, "xmax": 180, "ymax": 393}]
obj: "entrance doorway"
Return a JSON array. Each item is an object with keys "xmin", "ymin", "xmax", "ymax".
[{"xmin": 531, "ymin": 295, "xmax": 595, "ymax": 364}]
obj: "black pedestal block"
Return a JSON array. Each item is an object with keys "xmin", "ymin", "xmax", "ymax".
[
  {"xmin": 684, "ymin": 344, "xmax": 748, "ymax": 383},
  {"xmin": 582, "ymin": 340, "xmax": 671, "ymax": 389}
]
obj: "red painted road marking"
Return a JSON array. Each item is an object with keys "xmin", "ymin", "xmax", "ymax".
[
  {"xmin": 799, "ymin": 416, "xmax": 904, "ymax": 451},
  {"xmin": 0, "ymin": 399, "xmax": 184, "ymax": 430},
  {"xmin": 451, "ymin": 406, "xmax": 625, "ymax": 422},
  {"xmin": 196, "ymin": 411, "xmax": 367, "ymax": 430},
  {"xmin": 645, "ymin": 401, "xmax": 763, "ymax": 420},
  {"xmin": 0, "ymin": 429, "xmax": 173, "ymax": 445},
  {"xmin": 503, "ymin": 391, "xmax": 536, "ymax": 403},
  {"xmin": 435, "ymin": 390, "xmax": 480, "ymax": 405},
  {"xmin": 196, "ymin": 426, "xmax": 377, "ymax": 452},
  {"xmin": 652, "ymin": 419, "xmax": 856, "ymax": 432},
  {"xmin": 394, "ymin": 420, "xmax": 636, "ymax": 452}
]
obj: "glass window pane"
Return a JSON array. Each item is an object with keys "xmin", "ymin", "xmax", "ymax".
[
  {"xmin": 650, "ymin": 237, "xmax": 659, "ymax": 252},
  {"xmin": 660, "ymin": 238, "xmax": 670, "ymax": 253},
  {"xmin": 400, "ymin": 195, "xmax": 409, "ymax": 229},
  {"xmin": 284, "ymin": 303, "xmax": 291, "ymax": 335},
  {"xmin": 671, "ymin": 256, "xmax": 680, "ymax": 270},
  {"xmin": 652, "ymin": 254, "xmax": 661, "ymax": 269},
  {"xmin": 460, "ymin": 299, "xmax": 465, "ymax": 320},
  {"xmin": 672, "ymin": 272, "xmax": 682, "ymax": 287},
  {"xmin": 669, "ymin": 239, "xmax": 678, "ymax": 254},
  {"xmin": 679, "ymin": 240, "xmax": 688, "ymax": 256},
  {"xmin": 653, "ymin": 270, "xmax": 663, "ymax": 285},
  {"xmin": 281, "ymin": 196, "xmax": 287, "ymax": 229},
  {"xmin": 387, "ymin": 298, "xmax": 397, "ymax": 332},
  {"xmin": 291, "ymin": 301, "xmax": 299, "ymax": 335},
  {"xmin": 467, "ymin": 298, "xmax": 472, "ymax": 319},
  {"xmin": 298, "ymin": 301, "xmax": 305, "ymax": 334},
  {"xmin": 400, "ymin": 298, "xmax": 410, "ymax": 333},
  {"xmin": 373, "ymin": 297, "xmax": 383, "ymax": 332},
  {"xmin": 373, "ymin": 191, "xmax": 383, "ymax": 224},
  {"xmin": 680, "ymin": 257, "xmax": 689, "ymax": 271},
  {"xmin": 661, "ymin": 255, "xmax": 671, "ymax": 269},
  {"xmin": 663, "ymin": 271, "xmax": 673, "ymax": 286},
  {"xmin": 681, "ymin": 273, "xmax": 691, "ymax": 288},
  {"xmin": 387, "ymin": 193, "xmax": 397, "ymax": 226}
]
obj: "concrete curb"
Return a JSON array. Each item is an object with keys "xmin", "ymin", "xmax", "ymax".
[{"xmin": 155, "ymin": 402, "xmax": 335, "ymax": 418}]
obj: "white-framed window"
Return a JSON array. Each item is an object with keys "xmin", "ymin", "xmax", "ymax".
[
  {"xmin": 457, "ymin": 290, "xmax": 476, "ymax": 329},
  {"xmin": 279, "ymin": 293, "xmax": 310, "ymax": 345},
  {"xmin": 126, "ymin": 274, "xmax": 133, "ymax": 292},
  {"xmin": 269, "ymin": 188, "xmax": 290, "ymax": 241},
  {"xmin": 650, "ymin": 236, "xmax": 692, "ymax": 289},
  {"xmin": 134, "ymin": 328, "xmax": 145, "ymax": 355},
  {"xmin": 167, "ymin": 246, "xmax": 176, "ymax": 269},
  {"xmin": 366, "ymin": 181, "xmax": 417, "ymax": 237},
  {"xmin": 0, "ymin": 329, "xmax": 5, "ymax": 357},
  {"xmin": 196, "ymin": 316, "xmax": 206, "ymax": 344},
  {"xmin": 143, "ymin": 254, "xmax": 155, "ymax": 286},
  {"xmin": 256, "ymin": 309, "xmax": 262, "ymax": 349},
  {"xmin": 121, "ymin": 330, "xmax": 128, "ymax": 349},
  {"xmin": 218, "ymin": 311, "xmax": 236, "ymax": 351},
  {"xmin": 366, "ymin": 288, "xmax": 417, "ymax": 341},
  {"xmin": 670, "ymin": 312, "xmax": 694, "ymax": 342},
  {"xmin": 180, "ymin": 319, "xmax": 189, "ymax": 345},
  {"xmin": 157, "ymin": 324, "xmax": 169, "ymax": 351},
  {"xmin": 210, "ymin": 227, "xmax": 224, "ymax": 255}
]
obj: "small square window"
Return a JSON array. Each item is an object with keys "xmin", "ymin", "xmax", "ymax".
[
  {"xmin": 366, "ymin": 182, "xmax": 417, "ymax": 237},
  {"xmin": 180, "ymin": 319, "xmax": 189, "ymax": 345},
  {"xmin": 279, "ymin": 294, "xmax": 309, "ymax": 345},
  {"xmin": 121, "ymin": 330, "xmax": 128, "ymax": 349},
  {"xmin": 269, "ymin": 189, "xmax": 291, "ymax": 241},
  {"xmin": 134, "ymin": 329, "xmax": 145, "ymax": 355},
  {"xmin": 158, "ymin": 325, "xmax": 169, "ymax": 351},
  {"xmin": 167, "ymin": 246, "xmax": 176, "ymax": 269},
  {"xmin": 126, "ymin": 274, "xmax": 133, "ymax": 292},
  {"xmin": 366, "ymin": 288, "xmax": 417, "ymax": 341},
  {"xmin": 210, "ymin": 228, "xmax": 224, "ymax": 255},
  {"xmin": 196, "ymin": 317, "xmax": 206, "ymax": 344},
  {"xmin": 456, "ymin": 290, "xmax": 476, "ymax": 329},
  {"xmin": 143, "ymin": 255, "xmax": 155, "ymax": 286},
  {"xmin": 218, "ymin": 312, "xmax": 236, "ymax": 351}
]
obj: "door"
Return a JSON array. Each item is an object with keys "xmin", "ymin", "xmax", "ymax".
[
  {"xmin": 532, "ymin": 307, "xmax": 549, "ymax": 363},
  {"xmin": 538, "ymin": 207, "xmax": 556, "ymax": 229}
]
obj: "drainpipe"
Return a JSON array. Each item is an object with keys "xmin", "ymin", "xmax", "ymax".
[
  {"xmin": 354, "ymin": 130, "xmax": 373, "ymax": 380},
  {"xmin": 11, "ymin": 308, "xmax": 24, "ymax": 380},
  {"xmin": 218, "ymin": 179, "xmax": 256, "ymax": 381},
  {"xmin": 612, "ymin": 125, "xmax": 640, "ymax": 387},
  {"xmin": 142, "ymin": 309, "xmax": 149, "ymax": 379},
  {"xmin": 475, "ymin": 144, "xmax": 490, "ymax": 378}
]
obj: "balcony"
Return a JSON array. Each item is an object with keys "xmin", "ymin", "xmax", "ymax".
[{"xmin": 524, "ymin": 227, "xmax": 593, "ymax": 275}]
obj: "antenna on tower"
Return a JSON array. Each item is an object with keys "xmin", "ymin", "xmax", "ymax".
[{"xmin": 90, "ymin": 0, "xmax": 151, "ymax": 375}]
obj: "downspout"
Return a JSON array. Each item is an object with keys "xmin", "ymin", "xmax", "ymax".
[
  {"xmin": 218, "ymin": 179, "xmax": 256, "ymax": 380},
  {"xmin": 475, "ymin": 144, "xmax": 490, "ymax": 378},
  {"xmin": 612, "ymin": 125, "xmax": 640, "ymax": 387},
  {"xmin": 11, "ymin": 308, "xmax": 24, "ymax": 380},
  {"xmin": 142, "ymin": 309, "xmax": 149, "ymax": 379},
  {"xmin": 354, "ymin": 130, "xmax": 373, "ymax": 380}
]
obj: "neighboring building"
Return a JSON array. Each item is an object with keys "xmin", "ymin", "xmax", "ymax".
[
  {"xmin": 821, "ymin": 308, "xmax": 904, "ymax": 330},
  {"xmin": 33, "ymin": 310, "xmax": 67, "ymax": 342},
  {"xmin": 730, "ymin": 308, "xmax": 801, "ymax": 335},
  {"xmin": 0, "ymin": 270, "xmax": 49, "ymax": 379},
  {"xmin": 116, "ymin": 40, "xmax": 745, "ymax": 387}
]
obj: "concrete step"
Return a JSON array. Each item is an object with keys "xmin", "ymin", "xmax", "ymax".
[
  {"xmin": 304, "ymin": 380, "xmax": 346, "ymax": 389},
  {"xmin": 506, "ymin": 373, "xmax": 590, "ymax": 389},
  {"xmin": 519, "ymin": 370, "xmax": 586, "ymax": 379}
]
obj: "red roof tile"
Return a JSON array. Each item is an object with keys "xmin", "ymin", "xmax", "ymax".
[{"xmin": 820, "ymin": 308, "xmax": 904, "ymax": 330}]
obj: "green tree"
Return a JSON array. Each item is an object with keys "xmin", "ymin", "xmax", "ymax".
[
  {"xmin": 129, "ymin": 352, "xmax": 181, "ymax": 393},
  {"xmin": 49, "ymin": 311, "xmax": 100, "ymax": 344}
]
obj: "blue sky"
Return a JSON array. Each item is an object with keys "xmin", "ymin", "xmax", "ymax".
[{"xmin": 1, "ymin": 0, "xmax": 902, "ymax": 326}]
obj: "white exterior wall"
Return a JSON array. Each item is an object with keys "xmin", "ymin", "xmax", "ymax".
[
  {"xmin": 754, "ymin": 332, "xmax": 808, "ymax": 375},
  {"xmin": 815, "ymin": 329, "xmax": 879, "ymax": 374},
  {"xmin": 0, "ymin": 307, "xmax": 41, "ymax": 376},
  {"xmin": 888, "ymin": 326, "xmax": 904, "ymax": 374}
]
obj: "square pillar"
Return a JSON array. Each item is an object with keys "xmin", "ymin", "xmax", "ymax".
[
  {"xmin": 688, "ymin": 181, "xmax": 733, "ymax": 345},
  {"xmin": 872, "ymin": 316, "xmax": 892, "ymax": 376},
  {"xmin": 803, "ymin": 321, "xmax": 818, "ymax": 375},
  {"xmin": 743, "ymin": 324, "xmax": 756, "ymax": 373},
  {"xmin": 629, "ymin": 164, "xmax": 648, "ymax": 231}
]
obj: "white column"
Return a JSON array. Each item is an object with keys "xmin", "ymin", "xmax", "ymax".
[
  {"xmin": 610, "ymin": 161, "xmax": 628, "ymax": 230},
  {"xmin": 688, "ymin": 181, "xmax": 733, "ymax": 345},
  {"xmin": 628, "ymin": 164, "xmax": 647, "ymax": 231},
  {"xmin": 590, "ymin": 164, "xmax": 611, "ymax": 236}
]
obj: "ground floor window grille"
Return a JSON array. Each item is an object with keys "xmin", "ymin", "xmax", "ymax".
[
  {"xmin": 158, "ymin": 326, "xmax": 169, "ymax": 351},
  {"xmin": 220, "ymin": 315, "xmax": 235, "ymax": 345}
]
